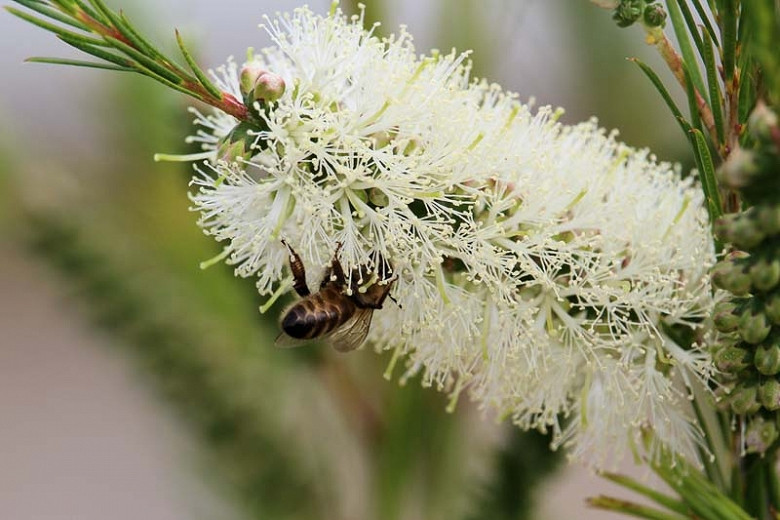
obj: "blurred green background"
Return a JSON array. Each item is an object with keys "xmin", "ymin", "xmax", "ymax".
[{"xmin": 0, "ymin": 1, "xmax": 686, "ymax": 519}]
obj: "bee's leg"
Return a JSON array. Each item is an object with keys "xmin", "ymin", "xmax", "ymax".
[
  {"xmin": 281, "ymin": 240, "xmax": 310, "ymax": 297},
  {"xmin": 329, "ymin": 242, "xmax": 347, "ymax": 287}
]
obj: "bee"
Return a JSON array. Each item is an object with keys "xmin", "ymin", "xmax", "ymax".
[{"xmin": 275, "ymin": 241, "xmax": 396, "ymax": 352}]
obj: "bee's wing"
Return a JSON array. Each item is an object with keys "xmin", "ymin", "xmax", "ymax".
[
  {"xmin": 274, "ymin": 332, "xmax": 312, "ymax": 349},
  {"xmin": 325, "ymin": 308, "xmax": 373, "ymax": 353}
]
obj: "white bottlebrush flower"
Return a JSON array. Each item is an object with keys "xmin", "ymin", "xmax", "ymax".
[{"xmin": 187, "ymin": 4, "xmax": 716, "ymax": 468}]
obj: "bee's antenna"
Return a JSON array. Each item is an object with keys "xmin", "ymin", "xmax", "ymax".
[{"xmin": 389, "ymin": 294, "xmax": 401, "ymax": 309}]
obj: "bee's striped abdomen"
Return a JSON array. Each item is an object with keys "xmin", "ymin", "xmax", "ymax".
[{"xmin": 281, "ymin": 288, "xmax": 356, "ymax": 339}]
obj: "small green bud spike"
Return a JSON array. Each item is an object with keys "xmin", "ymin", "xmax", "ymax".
[
  {"xmin": 713, "ymin": 301, "xmax": 741, "ymax": 333},
  {"xmin": 714, "ymin": 345, "xmax": 754, "ymax": 373},
  {"xmin": 760, "ymin": 378, "xmax": 780, "ymax": 411},
  {"xmin": 750, "ymin": 258, "xmax": 780, "ymax": 292},
  {"xmin": 754, "ymin": 337, "xmax": 780, "ymax": 375},
  {"xmin": 757, "ymin": 204, "xmax": 780, "ymax": 236},
  {"xmin": 744, "ymin": 414, "xmax": 779, "ymax": 454},
  {"xmin": 765, "ymin": 292, "xmax": 780, "ymax": 325},
  {"xmin": 730, "ymin": 380, "xmax": 762, "ymax": 414},
  {"xmin": 642, "ymin": 4, "xmax": 666, "ymax": 27},
  {"xmin": 739, "ymin": 304, "xmax": 772, "ymax": 344},
  {"xmin": 711, "ymin": 257, "xmax": 753, "ymax": 296}
]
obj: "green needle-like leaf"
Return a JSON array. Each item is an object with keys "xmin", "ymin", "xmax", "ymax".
[
  {"xmin": 690, "ymin": 128, "xmax": 723, "ymax": 222},
  {"xmin": 683, "ymin": 63, "xmax": 703, "ymax": 132},
  {"xmin": 117, "ymin": 11, "xmax": 167, "ymax": 63},
  {"xmin": 104, "ymin": 35, "xmax": 184, "ymax": 85},
  {"xmin": 599, "ymin": 473, "xmax": 689, "ymax": 516},
  {"xmin": 26, "ymin": 56, "xmax": 134, "ymax": 71},
  {"xmin": 738, "ymin": 64, "xmax": 756, "ymax": 126},
  {"xmin": 175, "ymin": 29, "xmax": 224, "ymax": 100},
  {"xmin": 667, "ymin": 0, "xmax": 709, "ymax": 104},
  {"xmin": 629, "ymin": 58, "xmax": 689, "ymax": 135},
  {"xmin": 690, "ymin": 0, "xmax": 720, "ymax": 47},
  {"xmin": 587, "ymin": 496, "xmax": 690, "ymax": 520},
  {"xmin": 57, "ymin": 33, "xmax": 134, "ymax": 68},
  {"xmin": 701, "ymin": 28, "xmax": 725, "ymax": 144},
  {"xmin": 12, "ymin": 0, "xmax": 88, "ymax": 31},
  {"xmin": 71, "ymin": 0, "xmax": 105, "ymax": 24},
  {"xmin": 722, "ymin": 0, "xmax": 737, "ymax": 82},
  {"xmin": 6, "ymin": 6, "xmax": 105, "ymax": 46},
  {"xmin": 672, "ymin": 0, "xmax": 707, "ymax": 69}
]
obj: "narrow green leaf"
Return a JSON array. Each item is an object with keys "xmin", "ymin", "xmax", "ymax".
[
  {"xmin": 104, "ymin": 35, "xmax": 183, "ymax": 85},
  {"xmin": 135, "ymin": 68, "xmax": 202, "ymax": 99},
  {"xmin": 26, "ymin": 56, "xmax": 134, "ymax": 71},
  {"xmin": 666, "ymin": 0, "xmax": 709, "ymax": 103},
  {"xmin": 6, "ymin": 6, "xmax": 106, "ymax": 46},
  {"xmin": 701, "ymin": 27, "xmax": 725, "ymax": 143},
  {"xmin": 117, "ymin": 11, "xmax": 164, "ymax": 61},
  {"xmin": 672, "ymin": 0, "xmax": 707, "ymax": 69},
  {"xmin": 71, "ymin": 0, "xmax": 105, "ymax": 23},
  {"xmin": 722, "ymin": 0, "xmax": 737, "ymax": 81},
  {"xmin": 587, "ymin": 496, "xmax": 689, "ymax": 520},
  {"xmin": 738, "ymin": 65, "xmax": 755, "ymax": 126},
  {"xmin": 629, "ymin": 58, "xmax": 689, "ymax": 135},
  {"xmin": 57, "ymin": 33, "xmax": 134, "ymax": 68},
  {"xmin": 690, "ymin": 128, "xmax": 723, "ymax": 221},
  {"xmin": 175, "ymin": 29, "xmax": 224, "ymax": 100},
  {"xmin": 690, "ymin": 0, "xmax": 720, "ymax": 46},
  {"xmin": 12, "ymin": 0, "xmax": 88, "ymax": 31},
  {"xmin": 599, "ymin": 473, "xmax": 688, "ymax": 515},
  {"xmin": 683, "ymin": 63, "xmax": 703, "ymax": 131}
]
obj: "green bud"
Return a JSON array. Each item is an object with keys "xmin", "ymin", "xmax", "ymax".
[
  {"xmin": 643, "ymin": 4, "xmax": 666, "ymax": 27},
  {"xmin": 713, "ymin": 213, "xmax": 738, "ymax": 243},
  {"xmin": 612, "ymin": 0, "xmax": 643, "ymax": 27},
  {"xmin": 730, "ymin": 380, "xmax": 761, "ymax": 414},
  {"xmin": 757, "ymin": 204, "xmax": 780, "ymax": 236},
  {"xmin": 755, "ymin": 339, "xmax": 780, "ymax": 375},
  {"xmin": 368, "ymin": 188, "xmax": 389, "ymax": 207},
  {"xmin": 216, "ymin": 121, "xmax": 261, "ymax": 163},
  {"xmin": 240, "ymin": 62, "xmax": 267, "ymax": 97},
  {"xmin": 711, "ymin": 257, "xmax": 752, "ymax": 296},
  {"xmin": 739, "ymin": 305, "xmax": 772, "ymax": 344},
  {"xmin": 253, "ymin": 72, "xmax": 286, "ymax": 103},
  {"xmin": 751, "ymin": 258, "xmax": 780, "ymax": 292},
  {"xmin": 748, "ymin": 102, "xmax": 778, "ymax": 143},
  {"xmin": 730, "ymin": 212, "xmax": 765, "ymax": 250},
  {"xmin": 713, "ymin": 301, "xmax": 740, "ymax": 332},
  {"xmin": 717, "ymin": 147, "xmax": 760, "ymax": 190},
  {"xmin": 765, "ymin": 292, "xmax": 780, "ymax": 325},
  {"xmin": 759, "ymin": 378, "xmax": 780, "ymax": 410},
  {"xmin": 714, "ymin": 345, "xmax": 753, "ymax": 373},
  {"xmin": 744, "ymin": 415, "xmax": 779, "ymax": 454}
]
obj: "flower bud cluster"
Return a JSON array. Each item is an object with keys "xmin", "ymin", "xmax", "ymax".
[
  {"xmin": 607, "ymin": 0, "xmax": 667, "ymax": 28},
  {"xmin": 712, "ymin": 104, "xmax": 780, "ymax": 454}
]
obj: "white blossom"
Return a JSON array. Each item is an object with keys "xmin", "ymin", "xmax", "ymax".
[{"xmin": 187, "ymin": 4, "xmax": 716, "ymax": 468}]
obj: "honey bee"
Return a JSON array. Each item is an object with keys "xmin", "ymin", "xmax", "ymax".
[{"xmin": 275, "ymin": 241, "xmax": 396, "ymax": 352}]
